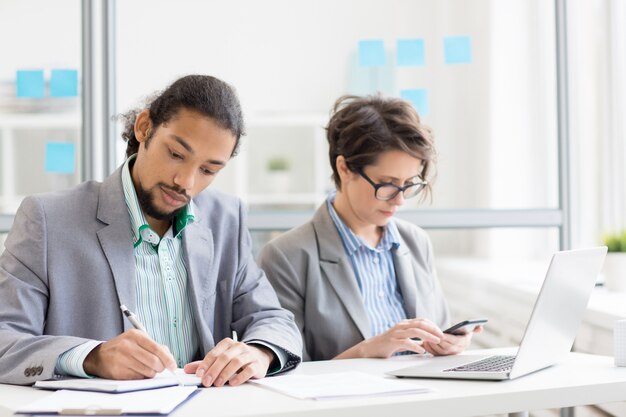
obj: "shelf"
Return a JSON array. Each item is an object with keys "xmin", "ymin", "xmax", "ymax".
[
  {"xmin": 246, "ymin": 113, "xmax": 328, "ymax": 127},
  {"xmin": 0, "ymin": 113, "xmax": 80, "ymax": 129},
  {"xmin": 245, "ymin": 192, "xmax": 323, "ymax": 205},
  {"xmin": 0, "ymin": 194, "xmax": 26, "ymax": 214}
]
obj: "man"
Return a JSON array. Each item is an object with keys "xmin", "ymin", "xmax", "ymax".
[{"xmin": 0, "ymin": 75, "xmax": 301, "ymax": 387}]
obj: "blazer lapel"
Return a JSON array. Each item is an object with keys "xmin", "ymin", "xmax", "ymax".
[
  {"xmin": 182, "ymin": 207, "xmax": 216, "ymax": 354},
  {"xmin": 313, "ymin": 205, "xmax": 372, "ymax": 339},
  {"xmin": 393, "ymin": 241, "xmax": 418, "ymax": 319},
  {"xmin": 96, "ymin": 167, "xmax": 137, "ymax": 331}
]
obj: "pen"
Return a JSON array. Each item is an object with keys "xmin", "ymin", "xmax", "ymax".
[
  {"xmin": 231, "ymin": 330, "xmax": 238, "ymax": 342},
  {"xmin": 120, "ymin": 305, "xmax": 147, "ymax": 333},
  {"xmin": 120, "ymin": 305, "xmax": 184, "ymax": 386}
]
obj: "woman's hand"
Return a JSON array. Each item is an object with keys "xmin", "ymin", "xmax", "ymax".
[
  {"xmin": 335, "ymin": 318, "xmax": 444, "ymax": 359},
  {"xmin": 422, "ymin": 325, "xmax": 484, "ymax": 356}
]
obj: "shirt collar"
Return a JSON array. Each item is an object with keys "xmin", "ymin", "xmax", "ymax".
[
  {"xmin": 122, "ymin": 155, "xmax": 196, "ymax": 247},
  {"xmin": 326, "ymin": 191, "xmax": 400, "ymax": 254}
]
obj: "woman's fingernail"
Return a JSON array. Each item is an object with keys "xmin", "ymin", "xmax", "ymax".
[{"xmin": 196, "ymin": 368, "xmax": 205, "ymax": 378}]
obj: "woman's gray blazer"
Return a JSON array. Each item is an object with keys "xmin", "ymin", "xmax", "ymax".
[{"xmin": 258, "ymin": 203, "xmax": 450, "ymax": 361}]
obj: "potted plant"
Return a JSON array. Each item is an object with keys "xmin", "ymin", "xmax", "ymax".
[
  {"xmin": 266, "ymin": 156, "xmax": 291, "ymax": 193},
  {"xmin": 602, "ymin": 231, "xmax": 626, "ymax": 292}
]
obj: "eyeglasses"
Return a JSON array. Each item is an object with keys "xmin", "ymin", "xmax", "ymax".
[{"xmin": 357, "ymin": 168, "xmax": 427, "ymax": 201}]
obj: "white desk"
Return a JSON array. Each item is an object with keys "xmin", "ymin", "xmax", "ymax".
[{"xmin": 1, "ymin": 351, "xmax": 626, "ymax": 417}]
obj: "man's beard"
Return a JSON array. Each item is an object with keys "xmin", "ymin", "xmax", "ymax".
[{"xmin": 136, "ymin": 182, "xmax": 189, "ymax": 221}]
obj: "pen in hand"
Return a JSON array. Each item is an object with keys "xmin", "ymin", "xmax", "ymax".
[{"xmin": 120, "ymin": 304, "xmax": 184, "ymax": 386}]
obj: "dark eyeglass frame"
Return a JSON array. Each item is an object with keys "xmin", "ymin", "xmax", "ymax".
[{"xmin": 357, "ymin": 168, "xmax": 427, "ymax": 201}]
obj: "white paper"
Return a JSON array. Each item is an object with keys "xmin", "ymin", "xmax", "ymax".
[
  {"xmin": 249, "ymin": 371, "xmax": 430, "ymax": 400},
  {"xmin": 17, "ymin": 386, "xmax": 198, "ymax": 415},
  {"xmin": 34, "ymin": 369, "xmax": 201, "ymax": 393}
]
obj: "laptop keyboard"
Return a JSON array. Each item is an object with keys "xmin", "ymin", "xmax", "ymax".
[{"xmin": 443, "ymin": 355, "xmax": 516, "ymax": 373}]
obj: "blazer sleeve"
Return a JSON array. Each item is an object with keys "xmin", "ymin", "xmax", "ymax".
[
  {"xmin": 0, "ymin": 197, "xmax": 92, "ymax": 385},
  {"xmin": 422, "ymin": 229, "xmax": 451, "ymax": 328},
  {"xmin": 257, "ymin": 240, "xmax": 311, "ymax": 361},
  {"xmin": 229, "ymin": 202, "xmax": 302, "ymax": 372}
]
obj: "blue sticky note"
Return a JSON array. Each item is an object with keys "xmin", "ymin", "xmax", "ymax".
[
  {"xmin": 444, "ymin": 36, "xmax": 472, "ymax": 64},
  {"xmin": 397, "ymin": 39, "xmax": 425, "ymax": 67},
  {"xmin": 16, "ymin": 70, "xmax": 45, "ymax": 98},
  {"xmin": 400, "ymin": 89, "xmax": 428, "ymax": 116},
  {"xmin": 358, "ymin": 40, "xmax": 386, "ymax": 67},
  {"xmin": 45, "ymin": 143, "xmax": 75, "ymax": 174},
  {"xmin": 50, "ymin": 69, "xmax": 78, "ymax": 97}
]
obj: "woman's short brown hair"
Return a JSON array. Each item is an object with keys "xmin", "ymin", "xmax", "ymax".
[{"xmin": 326, "ymin": 94, "xmax": 436, "ymax": 196}]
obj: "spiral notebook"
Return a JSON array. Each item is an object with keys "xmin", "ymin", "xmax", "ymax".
[{"xmin": 34, "ymin": 369, "xmax": 201, "ymax": 393}]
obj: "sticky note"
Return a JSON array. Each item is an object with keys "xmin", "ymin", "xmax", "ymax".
[
  {"xmin": 45, "ymin": 143, "xmax": 76, "ymax": 174},
  {"xmin": 400, "ymin": 89, "xmax": 428, "ymax": 116},
  {"xmin": 397, "ymin": 39, "xmax": 425, "ymax": 67},
  {"xmin": 50, "ymin": 69, "xmax": 78, "ymax": 97},
  {"xmin": 16, "ymin": 70, "xmax": 45, "ymax": 98},
  {"xmin": 444, "ymin": 36, "xmax": 472, "ymax": 64},
  {"xmin": 358, "ymin": 40, "xmax": 386, "ymax": 67}
]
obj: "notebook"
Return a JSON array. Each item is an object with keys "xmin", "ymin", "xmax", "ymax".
[
  {"xmin": 16, "ymin": 386, "xmax": 198, "ymax": 415},
  {"xmin": 34, "ymin": 369, "xmax": 201, "ymax": 393},
  {"xmin": 387, "ymin": 247, "xmax": 607, "ymax": 381}
]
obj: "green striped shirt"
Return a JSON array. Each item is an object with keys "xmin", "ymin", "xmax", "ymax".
[
  {"xmin": 122, "ymin": 155, "xmax": 199, "ymax": 367},
  {"xmin": 55, "ymin": 156, "xmax": 199, "ymax": 375}
]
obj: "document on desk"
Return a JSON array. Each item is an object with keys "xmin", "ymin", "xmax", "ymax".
[
  {"xmin": 16, "ymin": 386, "xmax": 198, "ymax": 415},
  {"xmin": 33, "ymin": 369, "xmax": 201, "ymax": 393},
  {"xmin": 249, "ymin": 371, "xmax": 430, "ymax": 400}
]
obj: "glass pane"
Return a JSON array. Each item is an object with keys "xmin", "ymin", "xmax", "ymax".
[
  {"xmin": 251, "ymin": 226, "xmax": 560, "ymax": 349},
  {"xmin": 252, "ymin": 226, "xmax": 560, "ymax": 351},
  {"xmin": 430, "ymin": 228, "xmax": 561, "ymax": 349},
  {"xmin": 0, "ymin": 0, "xmax": 82, "ymax": 215},
  {"xmin": 568, "ymin": 0, "xmax": 626, "ymax": 249},
  {"xmin": 115, "ymin": 0, "xmax": 558, "ymax": 211}
]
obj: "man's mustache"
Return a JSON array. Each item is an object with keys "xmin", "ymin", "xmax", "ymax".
[{"xmin": 159, "ymin": 183, "xmax": 190, "ymax": 202}]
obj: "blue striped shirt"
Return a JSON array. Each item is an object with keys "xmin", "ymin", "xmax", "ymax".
[{"xmin": 326, "ymin": 194, "xmax": 408, "ymax": 337}]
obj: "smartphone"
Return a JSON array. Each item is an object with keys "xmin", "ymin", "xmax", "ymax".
[{"xmin": 443, "ymin": 318, "xmax": 488, "ymax": 335}]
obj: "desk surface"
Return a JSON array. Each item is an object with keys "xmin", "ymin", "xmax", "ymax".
[{"xmin": 2, "ymin": 350, "xmax": 626, "ymax": 417}]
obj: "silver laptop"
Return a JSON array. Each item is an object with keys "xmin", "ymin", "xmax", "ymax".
[{"xmin": 387, "ymin": 247, "xmax": 607, "ymax": 381}]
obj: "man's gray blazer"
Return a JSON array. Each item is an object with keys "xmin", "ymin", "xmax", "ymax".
[
  {"xmin": 0, "ymin": 167, "xmax": 301, "ymax": 385},
  {"xmin": 258, "ymin": 203, "xmax": 450, "ymax": 361}
]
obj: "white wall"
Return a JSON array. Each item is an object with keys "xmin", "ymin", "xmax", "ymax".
[
  {"xmin": 0, "ymin": 0, "xmax": 81, "ymax": 80},
  {"xmin": 0, "ymin": 0, "xmax": 564, "ymax": 259}
]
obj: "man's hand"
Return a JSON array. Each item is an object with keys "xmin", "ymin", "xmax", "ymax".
[
  {"xmin": 83, "ymin": 329, "xmax": 177, "ymax": 379},
  {"xmin": 183, "ymin": 337, "xmax": 274, "ymax": 387},
  {"xmin": 422, "ymin": 325, "xmax": 484, "ymax": 356}
]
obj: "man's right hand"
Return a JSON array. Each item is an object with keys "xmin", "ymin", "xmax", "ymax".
[{"xmin": 83, "ymin": 329, "xmax": 177, "ymax": 379}]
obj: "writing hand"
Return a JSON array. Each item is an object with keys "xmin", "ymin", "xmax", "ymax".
[{"xmin": 83, "ymin": 329, "xmax": 176, "ymax": 379}]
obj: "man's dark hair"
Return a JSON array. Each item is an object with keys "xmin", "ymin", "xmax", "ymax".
[
  {"xmin": 120, "ymin": 74, "xmax": 245, "ymax": 158},
  {"xmin": 326, "ymin": 94, "xmax": 436, "ymax": 198}
]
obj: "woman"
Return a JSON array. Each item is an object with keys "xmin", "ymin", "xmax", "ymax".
[{"xmin": 258, "ymin": 94, "xmax": 480, "ymax": 361}]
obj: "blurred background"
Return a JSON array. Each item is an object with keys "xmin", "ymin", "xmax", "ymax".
[{"xmin": 2, "ymin": 0, "xmax": 624, "ymax": 258}]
